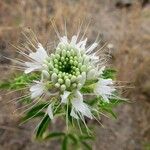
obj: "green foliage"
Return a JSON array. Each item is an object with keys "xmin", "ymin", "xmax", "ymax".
[
  {"xmin": 98, "ymin": 98, "xmax": 125, "ymax": 119},
  {"xmin": 21, "ymin": 102, "xmax": 49, "ymax": 123},
  {"xmin": 35, "ymin": 114, "xmax": 51, "ymax": 139},
  {"xmin": 0, "ymin": 73, "xmax": 40, "ymax": 90},
  {"xmin": 102, "ymin": 68, "xmax": 116, "ymax": 79},
  {"xmin": 44, "ymin": 132, "xmax": 65, "ymax": 140},
  {"xmin": 0, "ymin": 67, "xmax": 124, "ymax": 150},
  {"xmin": 62, "ymin": 135, "xmax": 68, "ymax": 150}
]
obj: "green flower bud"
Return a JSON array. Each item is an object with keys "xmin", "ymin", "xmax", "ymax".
[
  {"xmin": 42, "ymin": 70, "xmax": 50, "ymax": 78},
  {"xmin": 54, "ymin": 64, "xmax": 58, "ymax": 68},
  {"xmin": 48, "ymin": 63, "xmax": 54, "ymax": 70},
  {"xmin": 56, "ymin": 48, "xmax": 60, "ymax": 54},
  {"xmin": 65, "ymin": 79, "xmax": 71, "ymax": 87},
  {"xmin": 55, "ymin": 54, "xmax": 60, "ymax": 59},
  {"xmin": 66, "ymin": 51, "xmax": 70, "ymax": 57},
  {"xmin": 81, "ymin": 65, "xmax": 87, "ymax": 72},
  {"xmin": 72, "ymin": 83, "xmax": 77, "ymax": 88},
  {"xmin": 70, "ymin": 49, "xmax": 75, "ymax": 56},
  {"xmin": 74, "ymin": 56, "xmax": 77, "ymax": 60},
  {"xmin": 61, "ymin": 84, "xmax": 66, "ymax": 91},
  {"xmin": 68, "ymin": 74, "xmax": 72, "ymax": 78},
  {"xmin": 62, "ymin": 49, "xmax": 66, "ymax": 57},
  {"xmin": 75, "ymin": 68, "xmax": 79, "ymax": 72},
  {"xmin": 54, "ymin": 58, "xmax": 58, "ymax": 63},
  {"xmin": 77, "ymin": 75, "xmax": 82, "ymax": 81},
  {"xmin": 55, "ymin": 83, "xmax": 60, "ymax": 88},
  {"xmin": 61, "ymin": 56, "xmax": 65, "ymax": 61},
  {"xmin": 77, "ymin": 83, "xmax": 82, "ymax": 89},
  {"xmin": 42, "ymin": 64, "xmax": 48, "ymax": 70},
  {"xmin": 84, "ymin": 56, "xmax": 89, "ymax": 64},
  {"xmin": 58, "ymin": 73, "xmax": 62, "ymax": 78},
  {"xmin": 70, "ymin": 60, "xmax": 73, "ymax": 64},
  {"xmin": 51, "ymin": 54, "xmax": 55, "ymax": 59},
  {"xmin": 64, "ymin": 75, "xmax": 68, "ymax": 80},
  {"xmin": 78, "ymin": 63, "xmax": 82, "ymax": 68},
  {"xmin": 76, "ymin": 71, "xmax": 80, "ymax": 76},
  {"xmin": 53, "ymin": 68, "xmax": 59, "ymax": 74},
  {"xmin": 58, "ymin": 78, "xmax": 63, "ymax": 84},
  {"xmin": 74, "ymin": 60, "xmax": 78, "ymax": 66},
  {"xmin": 71, "ymin": 75, "xmax": 76, "ymax": 82},
  {"xmin": 51, "ymin": 73, "xmax": 57, "ymax": 83},
  {"xmin": 82, "ymin": 72, "xmax": 86, "ymax": 77}
]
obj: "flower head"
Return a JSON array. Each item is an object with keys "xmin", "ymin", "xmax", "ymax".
[{"xmin": 9, "ymin": 27, "xmax": 123, "ymax": 132}]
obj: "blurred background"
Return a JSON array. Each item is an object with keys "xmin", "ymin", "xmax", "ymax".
[{"xmin": 0, "ymin": 0, "xmax": 150, "ymax": 149}]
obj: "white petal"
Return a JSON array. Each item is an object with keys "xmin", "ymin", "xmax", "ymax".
[
  {"xmin": 47, "ymin": 104, "xmax": 54, "ymax": 120},
  {"xmin": 60, "ymin": 36, "xmax": 68, "ymax": 44},
  {"xmin": 99, "ymin": 66, "xmax": 105, "ymax": 75},
  {"xmin": 94, "ymin": 78, "xmax": 116, "ymax": 102},
  {"xmin": 25, "ymin": 62, "xmax": 42, "ymax": 74},
  {"xmin": 29, "ymin": 43, "xmax": 48, "ymax": 63},
  {"xmin": 71, "ymin": 91, "xmax": 93, "ymax": 119},
  {"xmin": 71, "ymin": 98, "xmax": 93, "ymax": 119},
  {"xmin": 86, "ymin": 42, "xmax": 98, "ymax": 53},
  {"xmin": 77, "ymin": 38, "xmax": 87, "ymax": 50},
  {"xmin": 60, "ymin": 91, "xmax": 71, "ymax": 104},
  {"xmin": 101, "ymin": 94, "xmax": 109, "ymax": 103},
  {"xmin": 87, "ymin": 68, "xmax": 98, "ymax": 79},
  {"xmin": 71, "ymin": 35, "xmax": 77, "ymax": 45},
  {"xmin": 30, "ymin": 83, "xmax": 44, "ymax": 99},
  {"xmin": 42, "ymin": 70, "xmax": 50, "ymax": 78},
  {"xmin": 70, "ymin": 108, "xmax": 79, "ymax": 119},
  {"xmin": 101, "ymin": 78, "xmax": 113, "ymax": 85}
]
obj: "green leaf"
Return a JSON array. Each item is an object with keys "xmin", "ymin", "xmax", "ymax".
[
  {"xmin": 98, "ymin": 98, "xmax": 124, "ymax": 119},
  {"xmin": 79, "ymin": 135, "xmax": 94, "ymax": 141},
  {"xmin": 68, "ymin": 134, "xmax": 78, "ymax": 144},
  {"xmin": 0, "ymin": 73, "xmax": 40, "ymax": 90},
  {"xmin": 80, "ymin": 86, "xmax": 93, "ymax": 93},
  {"xmin": 84, "ymin": 79, "xmax": 98, "ymax": 85},
  {"xmin": 102, "ymin": 68, "xmax": 116, "ymax": 79},
  {"xmin": 62, "ymin": 136, "xmax": 68, "ymax": 150},
  {"xmin": 35, "ymin": 114, "xmax": 51, "ymax": 139},
  {"xmin": 81, "ymin": 141, "xmax": 92, "ymax": 150},
  {"xmin": 44, "ymin": 132, "xmax": 65, "ymax": 140},
  {"xmin": 21, "ymin": 102, "xmax": 49, "ymax": 123}
]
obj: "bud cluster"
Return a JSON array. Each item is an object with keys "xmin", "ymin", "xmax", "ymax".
[{"xmin": 44, "ymin": 45, "xmax": 91, "ymax": 91}]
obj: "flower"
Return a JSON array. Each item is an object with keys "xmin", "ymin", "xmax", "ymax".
[
  {"xmin": 12, "ymin": 28, "xmax": 121, "ymax": 130},
  {"xmin": 30, "ymin": 81, "xmax": 45, "ymax": 99},
  {"xmin": 24, "ymin": 43, "xmax": 48, "ymax": 74},
  {"xmin": 60, "ymin": 90, "xmax": 93, "ymax": 120},
  {"xmin": 94, "ymin": 78, "xmax": 116, "ymax": 102}
]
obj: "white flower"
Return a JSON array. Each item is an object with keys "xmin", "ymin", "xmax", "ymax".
[
  {"xmin": 25, "ymin": 43, "xmax": 48, "ymax": 74},
  {"xmin": 58, "ymin": 35, "xmax": 98, "ymax": 62},
  {"xmin": 87, "ymin": 66, "xmax": 105, "ymax": 79},
  {"xmin": 30, "ymin": 81, "xmax": 45, "ymax": 99},
  {"xmin": 94, "ymin": 78, "xmax": 116, "ymax": 102},
  {"xmin": 60, "ymin": 91, "xmax": 93, "ymax": 120}
]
